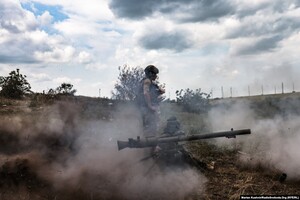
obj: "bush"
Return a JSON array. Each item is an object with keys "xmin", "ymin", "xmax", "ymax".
[
  {"xmin": 112, "ymin": 65, "xmax": 144, "ymax": 101},
  {"xmin": 55, "ymin": 83, "xmax": 77, "ymax": 95},
  {"xmin": 0, "ymin": 69, "xmax": 32, "ymax": 99},
  {"xmin": 44, "ymin": 83, "xmax": 77, "ymax": 96},
  {"xmin": 176, "ymin": 88, "xmax": 211, "ymax": 113}
]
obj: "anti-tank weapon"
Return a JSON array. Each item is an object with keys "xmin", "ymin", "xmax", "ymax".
[
  {"xmin": 117, "ymin": 129, "xmax": 251, "ymax": 151},
  {"xmin": 117, "ymin": 117, "xmax": 251, "ymax": 170}
]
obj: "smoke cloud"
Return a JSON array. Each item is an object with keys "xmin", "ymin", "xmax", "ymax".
[
  {"xmin": 0, "ymin": 101, "xmax": 206, "ymax": 199},
  {"xmin": 207, "ymin": 96, "xmax": 300, "ymax": 180}
]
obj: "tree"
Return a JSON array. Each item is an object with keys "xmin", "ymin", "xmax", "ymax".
[
  {"xmin": 176, "ymin": 88, "xmax": 211, "ymax": 113},
  {"xmin": 0, "ymin": 68, "xmax": 32, "ymax": 99},
  {"xmin": 55, "ymin": 83, "xmax": 77, "ymax": 95},
  {"xmin": 112, "ymin": 65, "xmax": 144, "ymax": 100}
]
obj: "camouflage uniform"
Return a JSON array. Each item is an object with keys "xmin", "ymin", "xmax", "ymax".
[{"xmin": 137, "ymin": 65, "xmax": 164, "ymax": 137}]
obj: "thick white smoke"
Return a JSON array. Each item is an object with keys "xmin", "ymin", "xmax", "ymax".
[
  {"xmin": 0, "ymin": 101, "xmax": 206, "ymax": 199},
  {"xmin": 207, "ymin": 97, "xmax": 300, "ymax": 180}
]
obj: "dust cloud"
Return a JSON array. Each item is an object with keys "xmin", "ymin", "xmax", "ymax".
[
  {"xmin": 206, "ymin": 97, "xmax": 300, "ymax": 180},
  {"xmin": 0, "ymin": 101, "xmax": 205, "ymax": 199}
]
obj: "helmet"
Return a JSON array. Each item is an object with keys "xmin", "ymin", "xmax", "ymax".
[{"xmin": 144, "ymin": 65, "xmax": 159, "ymax": 77}]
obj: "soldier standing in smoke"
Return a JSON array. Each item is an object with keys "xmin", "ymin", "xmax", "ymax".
[{"xmin": 137, "ymin": 65, "xmax": 165, "ymax": 138}]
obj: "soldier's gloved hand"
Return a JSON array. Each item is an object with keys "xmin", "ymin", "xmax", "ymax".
[{"xmin": 159, "ymin": 88, "xmax": 165, "ymax": 94}]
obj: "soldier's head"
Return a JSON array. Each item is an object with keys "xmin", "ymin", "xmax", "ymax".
[{"xmin": 145, "ymin": 65, "xmax": 159, "ymax": 80}]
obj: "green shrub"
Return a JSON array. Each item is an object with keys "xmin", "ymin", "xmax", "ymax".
[
  {"xmin": 0, "ymin": 69, "xmax": 32, "ymax": 99},
  {"xmin": 176, "ymin": 88, "xmax": 211, "ymax": 114}
]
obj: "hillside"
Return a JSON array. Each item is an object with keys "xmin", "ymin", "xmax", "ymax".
[{"xmin": 0, "ymin": 93, "xmax": 299, "ymax": 199}]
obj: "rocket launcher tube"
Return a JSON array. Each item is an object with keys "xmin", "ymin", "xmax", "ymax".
[{"xmin": 117, "ymin": 129, "xmax": 251, "ymax": 151}]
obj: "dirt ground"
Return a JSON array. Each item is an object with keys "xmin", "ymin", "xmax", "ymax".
[
  {"xmin": 0, "ymin": 96, "xmax": 299, "ymax": 200},
  {"xmin": 186, "ymin": 142, "xmax": 300, "ymax": 199}
]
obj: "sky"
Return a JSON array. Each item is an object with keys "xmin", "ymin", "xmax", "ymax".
[{"xmin": 0, "ymin": 0, "xmax": 300, "ymax": 98}]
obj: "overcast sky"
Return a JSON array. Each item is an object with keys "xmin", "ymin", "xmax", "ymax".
[{"xmin": 1, "ymin": 0, "xmax": 300, "ymax": 98}]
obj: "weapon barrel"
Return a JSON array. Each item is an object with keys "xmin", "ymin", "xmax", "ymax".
[{"xmin": 117, "ymin": 129, "xmax": 251, "ymax": 150}]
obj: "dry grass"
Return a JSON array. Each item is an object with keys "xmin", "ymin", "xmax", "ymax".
[
  {"xmin": 185, "ymin": 141, "xmax": 300, "ymax": 199},
  {"xmin": 0, "ymin": 95, "xmax": 300, "ymax": 199}
]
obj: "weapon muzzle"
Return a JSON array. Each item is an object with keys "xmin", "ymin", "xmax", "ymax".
[{"xmin": 117, "ymin": 140, "xmax": 129, "ymax": 151}]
